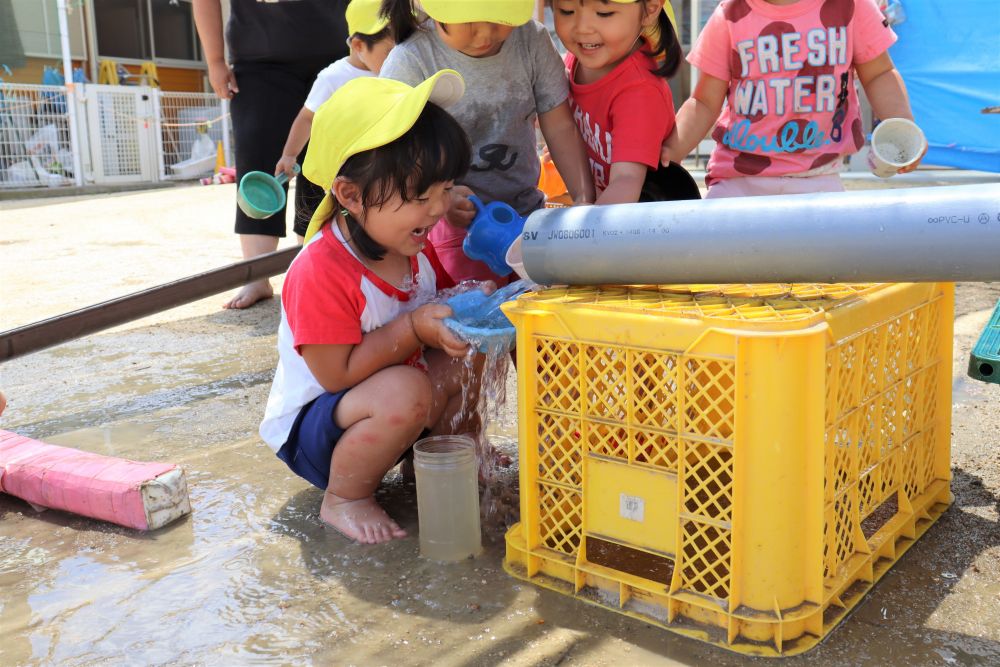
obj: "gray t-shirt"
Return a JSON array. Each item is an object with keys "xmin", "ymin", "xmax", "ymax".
[{"xmin": 381, "ymin": 20, "xmax": 568, "ymax": 215}]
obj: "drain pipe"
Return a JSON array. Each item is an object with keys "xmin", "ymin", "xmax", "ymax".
[
  {"xmin": 57, "ymin": 0, "xmax": 84, "ymax": 187},
  {"xmin": 519, "ymin": 183, "xmax": 1000, "ymax": 285}
]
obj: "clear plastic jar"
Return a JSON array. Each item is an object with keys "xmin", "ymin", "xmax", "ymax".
[{"xmin": 413, "ymin": 435, "xmax": 482, "ymax": 561}]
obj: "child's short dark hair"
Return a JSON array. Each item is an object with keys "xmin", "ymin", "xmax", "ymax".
[
  {"xmin": 352, "ymin": 26, "xmax": 392, "ymax": 48},
  {"xmin": 337, "ymin": 102, "xmax": 471, "ymax": 261},
  {"xmin": 380, "ymin": 0, "xmax": 422, "ymax": 44}
]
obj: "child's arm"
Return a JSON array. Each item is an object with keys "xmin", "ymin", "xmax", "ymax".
[
  {"xmin": 597, "ymin": 163, "xmax": 648, "ymax": 206},
  {"xmin": 275, "ymin": 107, "xmax": 315, "ymax": 177},
  {"xmin": 857, "ymin": 53, "xmax": 914, "ymax": 120},
  {"xmin": 856, "ymin": 52, "xmax": 923, "ymax": 172},
  {"xmin": 301, "ymin": 304, "xmax": 468, "ymax": 393},
  {"xmin": 661, "ymin": 73, "xmax": 729, "ymax": 166},
  {"xmin": 538, "ymin": 102, "xmax": 596, "ymax": 205}
]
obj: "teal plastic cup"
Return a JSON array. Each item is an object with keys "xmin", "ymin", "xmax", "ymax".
[{"xmin": 237, "ymin": 163, "xmax": 300, "ymax": 219}]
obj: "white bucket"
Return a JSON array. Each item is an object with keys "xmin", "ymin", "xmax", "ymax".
[{"xmin": 868, "ymin": 118, "xmax": 926, "ymax": 178}]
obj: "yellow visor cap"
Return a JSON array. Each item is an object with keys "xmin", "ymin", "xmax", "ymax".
[
  {"xmin": 302, "ymin": 69, "xmax": 466, "ymax": 242},
  {"xmin": 419, "ymin": 0, "xmax": 534, "ymax": 26},
  {"xmin": 346, "ymin": 0, "xmax": 389, "ymax": 36}
]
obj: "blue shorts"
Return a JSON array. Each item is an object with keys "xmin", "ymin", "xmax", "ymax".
[{"xmin": 276, "ymin": 391, "xmax": 348, "ymax": 490}]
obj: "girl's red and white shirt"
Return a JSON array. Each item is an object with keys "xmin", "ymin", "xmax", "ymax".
[{"xmin": 259, "ymin": 222, "xmax": 454, "ymax": 451}]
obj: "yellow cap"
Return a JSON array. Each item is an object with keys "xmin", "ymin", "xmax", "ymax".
[
  {"xmin": 607, "ymin": 0, "xmax": 677, "ymax": 32},
  {"xmin": 346, "ymin": 0, "xmax": 389, "ymax": 36},
  {"xmin": 302, "ymin": 69, "xmax": 465, "ymax": 242},
  {"xmin": 419, "ymin": 0, "xmax": 534, "ymax": 27}
]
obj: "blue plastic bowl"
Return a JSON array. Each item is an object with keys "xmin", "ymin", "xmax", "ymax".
[{"xmin": 444, "ymin": 280, "xmax": 532, "ymax": 354}]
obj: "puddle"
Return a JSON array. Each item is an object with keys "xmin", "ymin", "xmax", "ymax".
[
  {"xmin": 952, "ymin": 375, "xmax": 985, "ymax": 406},
  {"xmin": 43, "ymin": 422, "xmax": 163, "ymax": 456},
  {"xmin": 2, "ymin": 277, "xmax": 998, "ymax": 665},
  {"xmin": 10, "ymin": 370, "xmax": 273, "ymax": 440}
]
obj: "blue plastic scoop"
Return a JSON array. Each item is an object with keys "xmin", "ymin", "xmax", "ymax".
[
  {"xmin": 237, "ymin": 164, "xmax": 300, "ymax": 219},
  {"xmin": 444, "ymin": 280, "xmax": 532, "ymax": 353}
]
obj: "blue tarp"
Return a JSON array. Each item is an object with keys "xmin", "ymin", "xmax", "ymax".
[{"xmin": 890, "ymin": 1, "xmax": 1000, "ymax": 172}]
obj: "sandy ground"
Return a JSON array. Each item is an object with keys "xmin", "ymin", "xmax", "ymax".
[{"xmin": 1, "ymin": 181, "xmax": 999, "ymax": 666}]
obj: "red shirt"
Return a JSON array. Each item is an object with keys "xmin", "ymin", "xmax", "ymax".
[
  {"xmin": 566, "ymin": 49, "xmax": 676, "ymax": 193},
  {"xmin": 260, "ymin": 225, "xmax": 455, "ymax": 449}
]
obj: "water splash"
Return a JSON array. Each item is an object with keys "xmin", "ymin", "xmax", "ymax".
[
  {"xmin": 443, "ymin": 318, "xmax": 517, "ymax": 531},
  {"xmin": 464, "ymin": 343, "xmax": 515, "ymax": 530}
]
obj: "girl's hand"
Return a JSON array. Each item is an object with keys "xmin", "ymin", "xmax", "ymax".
[
  {"xmin": 445, "ymin": 185, "xmax": 476, "ymax": 229},
  {"xmin": 411, "ymin": 304, "xmax": 470, "ymax": 357},
  {"xmin": 207, "ymin": 59, "xmax": 238, "ymax": 99},
  {"xmin": 660, "ymin": 130, "xmax": 680, "ymax": 167},
  {"xmin": 274, "ymin": 155, "xmax": 297, "ymax": 178},
  {"xmin": 659, "ymin": 143, "xmax": 672, "ymax": 168}
]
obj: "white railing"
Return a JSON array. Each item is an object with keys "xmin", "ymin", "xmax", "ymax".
[
  {"xmin": 0, "ymin": 83, "xmax": 76, "ymax": 189},
  {"xmin": 155, "ymin": 91, "xmax": 232, "ymax": 181},
  {"xmin": 0, "ymin": 82, "xmax": 232, "ymax": 189}
]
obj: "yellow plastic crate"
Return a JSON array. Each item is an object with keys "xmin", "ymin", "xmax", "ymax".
[{"xmin": 502, "ymin": 283, "xmax": 953, "ymax": 656}]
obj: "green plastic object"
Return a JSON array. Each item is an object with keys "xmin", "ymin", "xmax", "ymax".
[
  {"xmin": 237, "ymin": 163, "xmax": 300, "ymax": 219},
  {"xmin": 968, "ymin": 298, "xmax": 1000, "ymax": 384}
]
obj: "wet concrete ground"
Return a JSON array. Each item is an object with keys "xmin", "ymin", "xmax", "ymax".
[{"xmin": 1, "ymin": 183, "xmax": 999, "ymax": 666}]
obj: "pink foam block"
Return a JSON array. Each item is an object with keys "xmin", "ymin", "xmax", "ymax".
[{"xmin": 0, "ymin": 430, "xmax": 190, "ymax": 530}]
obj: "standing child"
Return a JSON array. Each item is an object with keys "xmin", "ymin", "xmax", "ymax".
[
  {"xmin": 661, "ymin": 0, "xmax": 922, "ymax": 198},
  {"xmin": 274, "ymin": 0, "xmax": 395, "ymax": 178},
  {"xmin": 261, "ymin": 71, "xmax": 485, "ymax": 544},
  {"xmin": 194, "ymin": 0, "xmax": 349, "ymax": 310},
  {"xmin": 377, "ymin": 0, "xmax": 596, "ymax": 284},
  {"xmin": 553, "ymin": 0, "xmax": 683, "ymax": 204}
]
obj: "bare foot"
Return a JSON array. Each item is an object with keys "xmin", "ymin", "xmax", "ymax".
[
  {"xmin": 479, "ymin": 439, "xmax": 513, "ymax": 466},
  {"xmin": 477, "ymin": 444, "xmax": 513, "ymax": 482},
  {"xmin": 222, "ymin": 279, "xmax": 273, "ymax": 309},
  {"xmin": 320, "ymin": 493, "xmax": 407, "ymax": 544},
  {"xmin": 492, "ymin": 448, "xmax": 513, "ymax": 467}
]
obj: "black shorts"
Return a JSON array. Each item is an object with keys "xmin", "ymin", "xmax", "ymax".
[{"xmin": 230, "ymin": 60, "xmax": 328, "ymax": 237}]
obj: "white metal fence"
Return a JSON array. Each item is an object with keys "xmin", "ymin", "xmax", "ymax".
[
  {"xmin": 0, "ymin": 83, "xmax": 76, "ymax": 188},
  {"xmin": 155, "ymin": 91, "xmax": 231, "ymax": 181},
  {"xmin": 0, "ymin": 82, "xmax": 231, "ymax": 190}
]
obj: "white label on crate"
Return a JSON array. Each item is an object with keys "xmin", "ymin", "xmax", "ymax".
[{"xmin": 619, "ymin": 493, "xmax": 645, "ymax": 522}]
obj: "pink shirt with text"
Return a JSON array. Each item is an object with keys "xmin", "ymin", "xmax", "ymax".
[{"xmin": 689, "ymin": 0, "xmax": 896, "ymax": 184}]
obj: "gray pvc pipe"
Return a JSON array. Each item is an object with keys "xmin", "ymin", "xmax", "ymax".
[{"xmin": 520, "ymin": 183, "xmax": 1000, "ymax": 285}]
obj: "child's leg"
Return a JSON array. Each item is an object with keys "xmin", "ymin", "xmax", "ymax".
[
  {"xmin": 424, "ymin": 348, "xmax": 483, "ymax": 436},
  {"xmin": 322, "ymin": 365, "xmax": 433, "ymax": 543},
  {"xmin": 424, "ymin": 349, "xmax": 512, "ymax": 473}
]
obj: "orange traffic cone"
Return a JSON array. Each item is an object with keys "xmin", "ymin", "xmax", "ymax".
[
  {"xmin": 214, "ymin": 140, "xmax": 225, "ymax": 174},
  {"xmin": 537, "ymin": 155, "xmax": 572, "ymax": 205}
]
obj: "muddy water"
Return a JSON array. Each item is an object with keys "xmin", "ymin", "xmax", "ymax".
[
  {"xmin": 2, "ymin": 189, "xmax": 999, "ymax": 666},
  {"xmin": 3, "ymin": 301, "xmax": 998, "ymax": 666}
]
